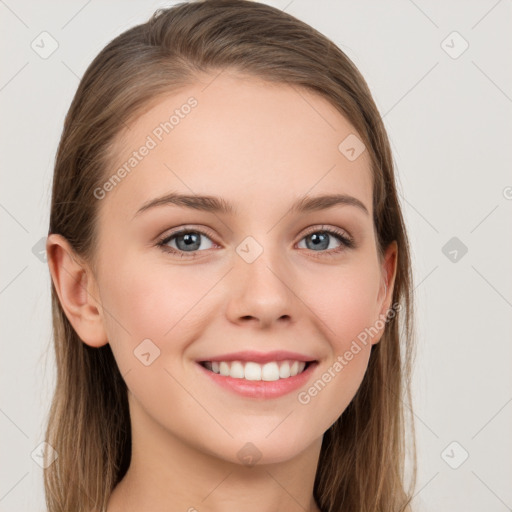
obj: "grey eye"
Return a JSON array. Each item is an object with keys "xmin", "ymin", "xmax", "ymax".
[
  {"xmin": 164, "ymin": 231, "xmax": 214, "ymax": 252},
  {"xmin": 297, "ymin": 231, "xmax": 343, "ymax": 251}
]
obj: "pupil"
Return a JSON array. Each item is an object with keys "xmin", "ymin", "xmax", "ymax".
[
  {"xmin": 308, "ymin": 232, "xmax": 329, "ymax": 250},
  {"xmin": 178, "ymin": 232, "xmax": 200, "ymax": 251}
]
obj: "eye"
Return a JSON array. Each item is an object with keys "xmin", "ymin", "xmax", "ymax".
[
  {"xmin": 156, "ymin": 225, "xmax": 355, "ymax": 259},
  {"xmin": 297, "ymin": 226, "xmax": 355, "ymax": 256},
  {"xmin": 156, "ymin": 228, "xmax": 217, "ymax": 258}
]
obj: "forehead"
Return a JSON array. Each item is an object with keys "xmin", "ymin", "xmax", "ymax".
[{"xmin": 99, "ymin": 71, "xmax": 373, "ymax": 223}]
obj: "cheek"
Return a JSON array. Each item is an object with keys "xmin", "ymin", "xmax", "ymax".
[
  {"xmin": 98, "ymin": 255, "xmax": 218, "ymax": 366},
  {"xmin": 304, "ymin": 261, "xmax": 381, "ymax": 352},
  {"xmin": 292, "ymin": 262, "xmax": 380, "ymax": 420},
  {"xmin": 332, "ymin": 289, "xmax": 381, "ymax": 351},
  {"xmin": 293, "ymin": 300, "xmax": 377, "ymax": 432}
]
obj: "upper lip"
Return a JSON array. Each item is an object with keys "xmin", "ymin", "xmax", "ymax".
[{"xmin": 197, "ymin": 350, "xmax": 318, "ymax": 364}]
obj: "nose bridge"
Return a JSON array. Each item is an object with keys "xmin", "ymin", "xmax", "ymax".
[
  {"xmin": 227, "ymin": 232, "xmax": 295, "ymax": 324},
  {"xmin": 235, "ymin": 232, "xmax": 287, "ymax": 289}
]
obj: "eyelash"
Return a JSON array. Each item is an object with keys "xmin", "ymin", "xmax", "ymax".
[{"xmin": 156, "ymin": 225, "xmax": 355, "ymax": 259}]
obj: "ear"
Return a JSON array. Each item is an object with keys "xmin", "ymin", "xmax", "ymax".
[
  {"xmin": 46, "ymin": 233, "xmax": 108, "ymax": 348},
  {"xmin": 371, "ymin": 240, "xmax": 398, "ymax": 345},
  {"xmin": 378, "ymin": 240, "xmax": 398, "ymax": 317}
]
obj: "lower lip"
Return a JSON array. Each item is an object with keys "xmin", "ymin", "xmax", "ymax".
[{"xmin": 196, "ymin": 361, "xmax": 319, "ymax": 399}]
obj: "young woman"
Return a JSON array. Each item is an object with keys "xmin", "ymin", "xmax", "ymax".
[{"xmin": 44, "ymin": 1, "xmax": 417, "ymax": 511}]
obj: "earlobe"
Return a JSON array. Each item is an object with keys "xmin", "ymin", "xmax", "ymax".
[{"xmin": 46, "ymin": 234, "xmax": 108, "ymax": 348}]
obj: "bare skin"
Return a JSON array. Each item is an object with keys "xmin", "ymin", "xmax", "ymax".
[{"xmin": 47, "ymin": 70, "xmax": 397, "ymax": 512}]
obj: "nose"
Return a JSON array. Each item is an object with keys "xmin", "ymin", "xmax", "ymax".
[{"xmin": 225, "ymin": 243, "xmax": 296, "ymax": 328}]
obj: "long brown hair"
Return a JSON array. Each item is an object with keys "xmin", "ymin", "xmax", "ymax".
[{"xmin": 45, "ymin": 1, "xmax": 417, "ymax": 510}]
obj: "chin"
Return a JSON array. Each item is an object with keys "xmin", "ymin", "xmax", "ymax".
[{"xmin": 218, "ymin": 434, "xmax": 313, "ymax": 467}]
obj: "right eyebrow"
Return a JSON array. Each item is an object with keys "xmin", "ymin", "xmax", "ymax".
[{"xmin": 133, "ymin": 193, "xmax": 236, "ymax": 219}]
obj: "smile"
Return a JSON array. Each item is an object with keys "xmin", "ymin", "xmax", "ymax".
[
  {"xmin": 200, "ymin": 360, "xmax": 311, "ymax": 381},
  {"xmin": 196, "ymin": 360, "xmax": 319, "ymax": 399}
]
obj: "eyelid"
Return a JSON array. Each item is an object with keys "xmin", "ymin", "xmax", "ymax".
[
  {"xmin": 157, "ymin": 224, "xmax": 218, "ymax": 242},
  {"xmin": 300, "ymin": 224, "xmax": 352, "ymax": 241}
]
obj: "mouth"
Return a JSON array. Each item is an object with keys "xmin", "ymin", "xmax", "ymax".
[
  {"xmin": 198, "ymin": 359, "xmax": 317, "ymax": 381},
  {"xmin": 196, "ymin": 358, "xmax": 319, "ymax": 399}
]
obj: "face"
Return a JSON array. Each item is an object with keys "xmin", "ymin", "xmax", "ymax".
[{"xmin": 79, "ymin": 71, "xmax": 396, "ymax": 465}]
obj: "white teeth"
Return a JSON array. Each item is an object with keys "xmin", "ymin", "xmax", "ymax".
[
  {"xmin": 229, "ymin": 361, "xmax": 244, "ymax": 379},
  {"xmin": 202, "ymin": 359, "xmax": 308, "ymax": 381},
  {"xmin": 261, "ymin": 362, "xmax": 279, "ymax": 381},
  {"xmin": 279, "ymin": 360, "xmax": 290, "ymax": 378},
  {"xmin": 219, "ymin": 362, "xmax": 230, "ymax": 376},
  {"xmin": 244, "ymin": 362, "xmax": 262, "ymax": 381}
]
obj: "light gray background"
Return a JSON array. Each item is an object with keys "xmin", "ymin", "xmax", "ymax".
[{"xmin": 1, "ymin": 1, "xmax": 511, "ymax": 511}]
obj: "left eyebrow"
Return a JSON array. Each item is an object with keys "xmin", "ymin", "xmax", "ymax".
[
  {"xmin": 290, "ymin": 193, "xmax": 369, "ymax": 216},
  {"xmin": 132, "ymin": 192, "xmax": 369, "ymax": 219}
]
